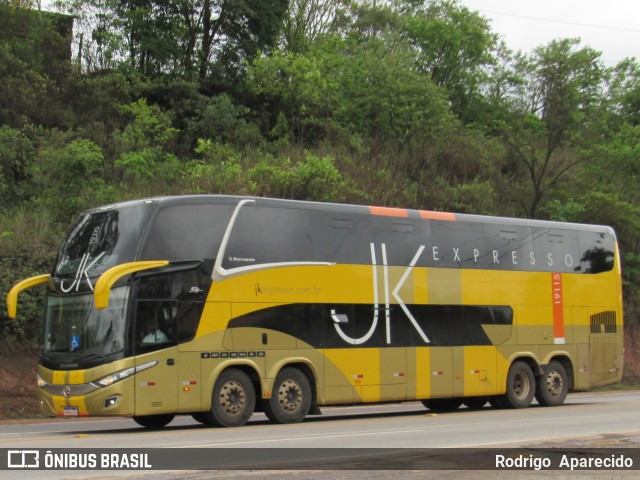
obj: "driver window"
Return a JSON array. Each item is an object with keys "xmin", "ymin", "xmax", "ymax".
[{"xmin": 136, "ymin": 300, "xmax": 177, "ymax": 352}]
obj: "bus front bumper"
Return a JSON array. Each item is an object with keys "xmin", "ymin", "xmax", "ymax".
[{"xmin": 37, "ymin": 374, "xmax": 136, "ymax": 417}]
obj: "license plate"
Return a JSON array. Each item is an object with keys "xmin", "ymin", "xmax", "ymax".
[{"xmin": 63, "ymin": 407, "xmax": 79, "ymax": 416}]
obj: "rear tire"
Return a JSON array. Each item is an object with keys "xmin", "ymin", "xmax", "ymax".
[
  {"xmin": 132, "ymin": 414, "xmax": 175, "ymax": 429},
  {"xmin": 497, "ymin": 361, "xmax": 536, "ymax": 409},
  {"xmin": 205, "ymin": 368, "xmax": 255, "ymax": 427},
  {"xmin": 535, "ymin": 361, "xmax": 569, "ymax": 406},
  {"xmin": 264, "ymin": 367, "xmax": 312, "ymax": 424}
]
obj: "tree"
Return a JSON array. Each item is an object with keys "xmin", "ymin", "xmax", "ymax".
[
  {"xmin": 249, "ymin": 31, "xmax": 455, "ymax": 149},
  {"xmin": 497, "ymin": 39, "xmax": 604, "ymax": 218},
  {"xmin": 199, "ymin": 0, "xmax": 288, "ymax": 81},
  {"xmin": 400, "ymin": 0, "xmax": 498, "ymax": 120},
  {"xmin": 0, "ymin": 125, "xmax": 37, "ymax": 206},
  {"xmin": 0, "ymin": 3, "xmax": 74, "ymax": 127},
  {"xmin": 114, "ymin": 98, "xmax": 180, "ymax": 182},
  {"xmin": 28, "ymin": 136, "xmax": 112, "ymax": 223},
  {"xmin": 608, "ymin": 58, "xmax": 640, "ymax": 127},
  {"xmin": 57, "ymin": 0, "xmax": 287, "ymax": 82},
  {"xmin": 281, "ymin": 0, "xmax": 345, "ymax": 53}
]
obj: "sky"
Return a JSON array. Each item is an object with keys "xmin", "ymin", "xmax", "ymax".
[{"xmin": 461, "ymin": 0, "xmax": 640, "ymax": 65}]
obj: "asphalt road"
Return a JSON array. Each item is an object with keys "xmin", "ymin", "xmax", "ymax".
[{"xmin": 2, "ymin": 391, "xmax": 640, "ymax": 479}]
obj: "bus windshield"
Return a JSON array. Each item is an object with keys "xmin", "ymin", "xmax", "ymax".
[
  {"xmin": 54, "ymin": 204, "xmax": 151, "ymax": 280},
  {"xmin": 43, "ymin": 286, "xmax": 130, "ymax": 363}
]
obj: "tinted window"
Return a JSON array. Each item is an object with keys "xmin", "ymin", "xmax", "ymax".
[
  {"xmin": 483, "ymin": 225, "xmax": 535, "ymax": 271},
  {"xmin": 223, "ymin": 206, "xmax": 313, "ymax": 268},
  {"xmin": 135, "ymin": 300, "xmax": 177, "ymax": 353},
  {"xmin": 579, "ymin": 230, "xmax": 615, "ymax": 273},
  {"xmin": 136, "ymin": 270, "xmax": 206, "ymax": 346},
  {"xmin": 372, "ymin": 217, "xmax": 428, "ymax": 266},
  {"xmin": 429, "ymin": 221, "xmax": 484, "ymax": 268},
  {"xmin": 141, "ymin": 204, "xmax": 234, "ymax": 261},
  {"xmin": 311, "ymin": 211, "xmax": 373, "ymax": 264},
  {"xmin": 533, "ymin": 229, "xmax": 580, "ymax": 272},
  {"xmin": 55, "ymin": 205, "xmax": 151, "ymax": 277}
]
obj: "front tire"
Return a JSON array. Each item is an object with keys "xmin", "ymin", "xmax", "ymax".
[
  {"xmin": 264, "ymin": 367, "xmax": 312, "ymax": 424},
  {"xmin": 132, "ymin": 414, "xmax": 175, "ymax": 429},
  {"xmin": 535, "ymin": 361, "xmax": 569, "ymax": 406},
  {"xmin": 205, "ymin": 368, "xmax": 256, "ymax": 427}
]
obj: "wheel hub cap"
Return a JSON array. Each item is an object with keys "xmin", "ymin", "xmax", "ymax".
[
  {"xmin": 278, "ymin": 379, "xmax": 302, "ymax": 412},
  {"xmin": 219, "ymin": 381, "xmax": 246, "ymax": 415}
]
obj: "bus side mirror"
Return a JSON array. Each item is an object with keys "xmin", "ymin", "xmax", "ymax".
[
  {"xmin": 94, "ymin": 260, "xmax": 169, "ymax": 310},
  {"xmin": 6, "ymin": 274, "xmax": 50, "ymax": 319}
]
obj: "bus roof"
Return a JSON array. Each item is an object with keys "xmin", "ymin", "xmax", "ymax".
[{"xmin": 82, "ymin": 195, "xmax": 616, "ymax": 238}]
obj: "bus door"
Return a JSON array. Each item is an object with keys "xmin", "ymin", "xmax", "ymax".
[{"xmin": 134, "ymin": 300, "xmax": 178, "ymax": 415}]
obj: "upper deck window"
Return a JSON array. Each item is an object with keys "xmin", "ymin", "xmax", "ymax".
[
  {"xmin": 223, "ymin": 205, "xmax": 314, "ymax": 268},
  {"xmin": 141, "ymin": 203, "xmax": 234, "ymax": 262},
  {"xmin": 579, "ymin": 230, "xmax": 615, "ymax": 273}
]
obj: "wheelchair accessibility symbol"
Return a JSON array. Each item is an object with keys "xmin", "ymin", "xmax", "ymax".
[{"xmin": 71, "ymin": 335, "xmax": 80, "ymax": 350}]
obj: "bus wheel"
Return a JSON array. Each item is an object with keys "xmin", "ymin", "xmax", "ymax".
[
  {"xmin": 535, "ymin": 361, "xmax": 569, "ymax": 407},
  {"xmin": 503, "ymin": 361, "xmax": 535, "ymax": 409},
  {"xmin": 421, "ymin": 398, "xmax": 463, "ymax": 412},
  {"xmin": 132, "ymin": 414, "xmax": 175, "ymax": 429},
  {"xmin": 208, "ymin": 368, "xmax": 256, "ymax": 427},
  {"xmin": 264, "ymin": 367, "xmax": 312, "ymax": 424}
]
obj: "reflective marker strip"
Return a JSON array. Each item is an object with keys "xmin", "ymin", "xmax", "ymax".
[
  {"xmin": 419, "ymin": 210, "xmax": 457, "ymax": 222},
  {"xmin": 369, "ymin": 206, "xmax": 408, "ymax": 217},
  {"xmin": 368, "ymin": 206, "xmax": 457, "ymax": 221},
  {"xmin": 552, "ymin": 273, "xmax": 565, "ymax": 344}
]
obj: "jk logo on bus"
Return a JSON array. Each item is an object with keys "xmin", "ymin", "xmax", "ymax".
[
  {"xmin": 333, "ymin": 243, "xmax": 430, "ymax": 346},
  {"xmin": 60, "ymin": 252, "xmax": 106, "ymax": 292}
]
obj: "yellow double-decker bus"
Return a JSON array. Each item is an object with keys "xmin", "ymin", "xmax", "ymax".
[{"xmin": 7, "ymin": 195, "xmax": 623, "ymax": 428}]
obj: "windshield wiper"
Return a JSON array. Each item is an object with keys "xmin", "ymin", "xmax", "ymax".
[{"xmin": 77, "ymin": 352, "xmax": 109, "ymax": 363}]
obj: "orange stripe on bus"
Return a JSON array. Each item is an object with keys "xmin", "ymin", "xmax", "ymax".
[
  {"xmin": 552, "ymin": 273, "xmax": 565, "ymax": 343},
  {"xmin": 369, "ymin": 206, "xmax": 409, "ymax": 217},
  {"xmin": 419, "ymin": 210, "xmax": 456, "ymax": 221}
]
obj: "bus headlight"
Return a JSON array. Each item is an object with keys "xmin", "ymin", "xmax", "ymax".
[
  {"xmin": 94, "ymin": 361, "xmax": 158, "ymax": 387},
  {"xmin": 37, "ymin": 375, "xmax": 48, "ymax": 388},
  {"xmin": 95, "ymin": 367, "xmax": 135, "ymax": 387}
]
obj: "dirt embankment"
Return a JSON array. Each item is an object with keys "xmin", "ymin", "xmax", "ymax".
[
  {"xmin": 624, "ymin": 322, "xmax": 640, "ymax": 382},
  {"xmin": 0, "ymin": 353, "xmax": 41, "ymax": 418},
  {"xmin": 2, "ymin": 324, "xmax": 640, "ymax": 419}
]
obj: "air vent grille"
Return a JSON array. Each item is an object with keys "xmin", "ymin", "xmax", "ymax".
[{"xmin": 590, "ymin": 311, "xmax": 617, "ymax": 334}]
